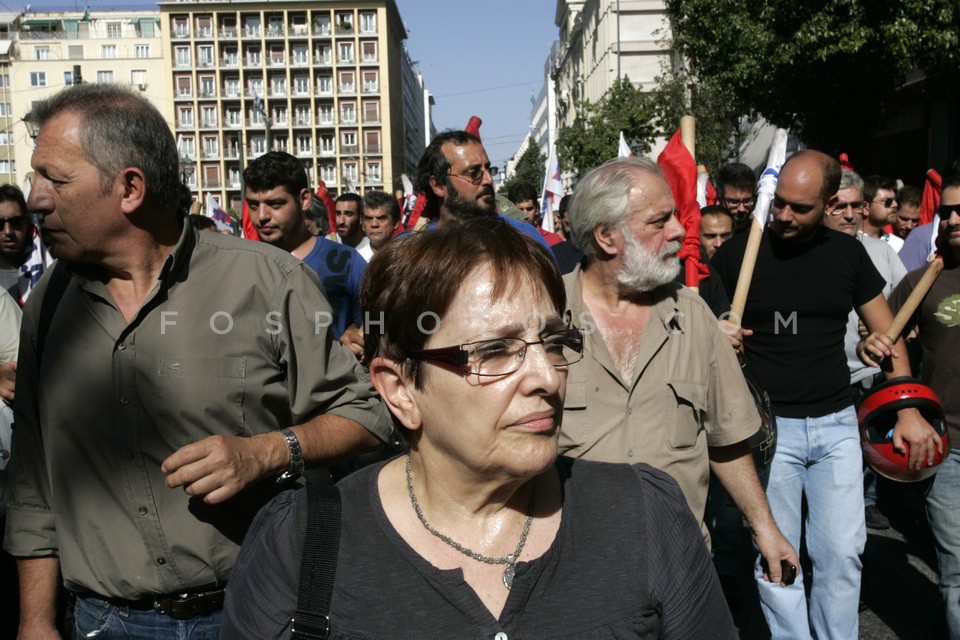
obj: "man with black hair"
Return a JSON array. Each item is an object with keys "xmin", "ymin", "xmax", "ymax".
[
  {"xmin": 362, "ymin": 190, "xmax": 400, "ymax": 254},
  {"xmin": 894, "ymin": 184, "xmax": 922, "ymax": 240},
  {"xmin": 0, "ymin": 185, "xmax": 31, "ymax": 302},
  {"xmin": 507, "ymin": 181, "xmax": 541, "ymax": 225},
  {"xmin": 415, "ymin": 130, "xmax": 550, "ymax": 249},
  {"xmin": 716, "ymin": 162, "xmax": 757, "ymax": 234},
  {"xmin": 699, "ymin": 205, "xmax": 735, "ymax": 260},
  {"xmin": 245, "ymin": 151, "xmax": 367, "ymax": 354},
  {"xmin": 862, "ymin": 175, "xmax": 902, "ymax": 251},
  {"xmin": 329, "ymin": 192, "xmax": 372, "ymax": 260}
]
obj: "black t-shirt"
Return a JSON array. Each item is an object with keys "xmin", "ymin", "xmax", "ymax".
[
  {"xmin": 220, "ymin": 457, "xmax": 736, "ymax": 640},
  {"xmin": 712, "ymin": 226, "xmax": 885, "ymax": 417}
]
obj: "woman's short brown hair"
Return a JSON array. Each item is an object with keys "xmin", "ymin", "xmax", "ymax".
[{"xmin": 361, "ymin": 216, "xmax": 564, "ymax": 388}]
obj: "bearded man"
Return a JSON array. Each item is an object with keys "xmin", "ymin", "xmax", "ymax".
[{"xmin": 558, "ymin": 156, "xmax": 796, "ymax": 584}]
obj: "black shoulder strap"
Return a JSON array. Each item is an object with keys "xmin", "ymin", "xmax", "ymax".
[
  {"xmin": 36, "ymin": 261, "xmax": 70, "ymax": 370},
  {"xmin": 291, "ymin": 483, "xmax": 341, "ymax": 640}
]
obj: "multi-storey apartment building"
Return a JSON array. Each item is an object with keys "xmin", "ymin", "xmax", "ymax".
[
  {"xmin": 159, "ymin": 0, "xmax": 421, "ymax": 211},
  {"xmin": 4, "ymin": 9, "xmax": 169, "ymax": 189}
]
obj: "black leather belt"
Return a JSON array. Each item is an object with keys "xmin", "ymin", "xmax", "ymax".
[{"xmin": 75, "ymin": 589, "xmax": 225, "ymax": 620}]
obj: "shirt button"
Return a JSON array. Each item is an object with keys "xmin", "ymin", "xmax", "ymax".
[
  {"xmin": 138, "ymin": 506, "xmax": 148, "ymax": 515},
  {"xmin": 627, "ymin": 449, "xmax": 634, "ymax": 457},
  {"xmin": 125, "ymin": 451, "xmax": 135, "ymax": 460},
  {"xmin": 495, "ymin": 634, "xmax": 508, "ymax": 640},
  {"xmin": 627, "ymin": 408, "xmax": 633, "ymax": 414},
  {"xmin": 116, "ymin": 343, "xmax": 126, "ymax": 351},
  {"xmin": 156, "ymin": 557, "xmax": 166, "ymax": 565},
  {"xmin": 119, "ymin": 397, "xmax": 129, "ymax": 406}
]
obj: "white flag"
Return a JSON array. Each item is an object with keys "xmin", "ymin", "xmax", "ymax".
[
  {"xmin": 754, "ymin": 128, "xmax": 789, "ymax": 226},
  {"xmin": 618, "ymin": 131, "xmax": 633, "ymax": 158},
  {"xmin": 540, "ymin": 147, "xmax": 564, "ymax": 233}
]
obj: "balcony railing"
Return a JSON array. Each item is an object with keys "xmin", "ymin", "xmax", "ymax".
[
  {"xmin": 220, "ymin": 28, "xmax": 238, "ymax": 38},
  {"xmin": 365, "ymin": 144, "xmax": 382, "ymax": 154},
  {"xmin": 244, "ymin": 27, "xmax": 261, "ymax": 38},
  {"xmin": 340, "ymin": 145, "xmax": 359, "ymax": 155}
]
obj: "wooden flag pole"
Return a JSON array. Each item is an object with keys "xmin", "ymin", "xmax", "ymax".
[
  {"xmin": 729, "ymin": 219, "xmax": 764, "ymax": 321},
  {"xmin": 885, "ymin": 257, "xmax": 944, "ymax": 342},
  {"xmin": 680, "ymin": 115, "xmax": 698, "ymax": 293}
]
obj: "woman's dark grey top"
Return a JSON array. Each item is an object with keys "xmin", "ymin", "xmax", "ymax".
[{"xmin": 220, "ymin": 457, "xmax": 736, "ymax": 639}]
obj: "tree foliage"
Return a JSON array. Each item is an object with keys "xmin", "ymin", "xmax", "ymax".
[
  {"xmin": 665, "ymin": 0, "xmax": 959, "ymax": 152},
  {"xmin": 556, "ymin": 77, "xmax": 657, "ymax": 177},
  {"xmin": 500, "ymin": 137, "xmax": 545, "ymax": 193}
]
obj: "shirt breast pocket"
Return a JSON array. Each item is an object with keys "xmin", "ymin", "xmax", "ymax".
[
  {"xmin": 156, "ymin": 356, "xmax": 246, "ymax": 449},
  {"xmin": 666, "ymin": 380, "xmax": 706, "ymax": 450}
]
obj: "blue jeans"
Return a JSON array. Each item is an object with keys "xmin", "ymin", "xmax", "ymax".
[
  {"xmin": 73, "ymin": 595, "xmax": 222, "ymax": 640},
  {"xmin": 925, "ymin": 448, "xmax": 960, "ymax": 640},
  {"xmin": 755, "ymin": 406, "xmax": 866, "ymax": 640}
]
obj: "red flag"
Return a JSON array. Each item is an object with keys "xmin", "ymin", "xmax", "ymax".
[
  {"xmin": 920, "ymin": 169, "xmax": 942, "ymax": 226},
  {"xmin": 315, "ymin": 180, "xmax": 337, "ymax": 236},
  {"xmin": 839, "ymin": 152, "xmax": 856, "ymax": 172},
  {"xmin": 657, "ymin": 130, "xmax": 708, "ymax": 287},
  {"xmin": 240, "ymin": 200, "xmax": 258, "ymax": 241}
]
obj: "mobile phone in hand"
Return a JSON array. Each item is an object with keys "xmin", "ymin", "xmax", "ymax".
[{"xmin": 761, "ymin": 558, "xmax": 797, "ymax": 586}]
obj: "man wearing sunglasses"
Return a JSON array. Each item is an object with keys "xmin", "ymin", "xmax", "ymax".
[
  {"xmin": 713, "ymin": 150, "xmax": 940, "ymax": 640},
  {"xmin": 415, "ymin": 130, "xmax": 550, "ymax": 250},
  {"xmin": 887, "ymin": 174, "xmax": 960, "ymax": 639},
  {"xmin": 0, "ymin": 185, "xmax": 31, "ymax": 303},
  {"xmin": 862, "ymin": 175, "xmax": 903, "ymax": 252}
]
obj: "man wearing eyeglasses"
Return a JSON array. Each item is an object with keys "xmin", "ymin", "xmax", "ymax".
[
  {"xmin": 559, "ymin": 156, "xmax": 797, "ymax": 589},
  {"xmin": 0, "ymin": 185, "xmax": 31, "ymax": 303},
  {"xmin": 887, "ymin": 174, "xmax": 960, "ymax": 639},
  {"xmin": 822, "ymin": 169, "xmax": 907, "ymax": 532},
  {"xmin": 716, "ymin": 163, "xmax": 758, "ymax": 234},
  {"xmin": 862, "ymin": 175, "xmax": 903, "ymax": 252},
  {"xmin": 713, "ymin": 150, "xmax": 940, "ymax": 640},
  {"xmin": 415, "ymin": 131, "xmax": 550, "ymax": 250}
]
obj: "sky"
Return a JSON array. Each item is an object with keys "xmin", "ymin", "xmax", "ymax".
[{"xmin": 11, "ymin": 0, "xmax": 563, "ymax": 172}]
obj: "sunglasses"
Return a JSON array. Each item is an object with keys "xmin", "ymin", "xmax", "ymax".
[
  {"xmin": 0, "ymin": 215, "xmax": 28, "ymax": 229},
  {"xmin": 937, "ymin": 204, "xmax": 960, "ymax": 218},
  {"xmin": 871, "ymin": 197, "xmax": 896, "ymax": 208}
]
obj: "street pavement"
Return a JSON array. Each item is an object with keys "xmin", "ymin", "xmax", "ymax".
[{"xmin": 724, "ymin": 479, "xmax": 948, "ymax": 639}]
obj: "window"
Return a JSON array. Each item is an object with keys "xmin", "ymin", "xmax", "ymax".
[
  {"xmin": 245, "ymin": 16, "xmax": 261, "ymax": 37},
  {"xmin": 248, "ymin": 77, "xmax": 264, "ymax": 97},
  {"xmin": 364, "ymin": 130, "xmax": 381, "ymax": 153},
  {"xmin": 318, "ymin": 104, "xmax": 334, "ymax": 124},
  {"xmin": 97, "ymin": 71, "xmax": 115, "ymax": 84},
  {"xmin": 131, "ymin": 70, "xmax": 148, "ymax": 88},
  {"xmin": 173, "ymin": 17, "xmax": 189, "ymax": 37},
  {"xmin": 63, "ymin": 70, "xmax": 75, "ymax": 85},
  {"xmin": 182, "ymin": 167, "xmax": 196, "ymax": 187},
  {"xmin": 249, "ymin": 106, "xmax": 264, "ymax": 125},
  {"xmin": 273, "ymin": 137, "xmax": 288, "ymax": 153},
  {"xmin": 176, "ymin": 76, "xmax": 192, "ymax": 97},
  {"xmin": 272, "ymin": 105, "xmax": 288, "ymax": 125},
  {"xmin": 203, "ymin": 165, "xmax": 220, "ymax": 187},
  {"xmin": 224, "ymin": 77, "xmax": 240, "ymax": 97},
  {"xmin": 179, "ymin": 135, "xmax": 195, "ymax": 157},
  {"xmin": 336, "ymin": 13, "xmax": 353, "ymax": 32},
  {"xmin": 292, "ymin": 45, "xmax": 308, "ymax": 65},
  {"xmin": 319, "ymin": 135, "xmax": 334, "ymax": 153},
  {"xmin": 0, "ymin": 132, "xmax": 9, "ymax": 145},
  {"xmin": 246, "ymin": 46, "xmax": 262, "ymax": 66},
  {"xmin": 342, "ymin": 162, "xmax": 358, "ymax": 183},
  {"xmin": 313, "ymin": 15, "xmax": 330, "ymax": 35},
  {"xmin": 222, "ymin": 47, "xmax": 239, "ymax": 66},
  {"xmin": 321, "ymin": 164, "xmax": 336, "ymax": 183},
  {"xmin": 296, "ymin": 134, "xmax": 312, "ymax": 155},
  {"xmin": 201, "ymin": 106, "xmax": 217, "ymax": 127},
  {"xmin": 198, "ymin": 45, "xmax": 214, "ymax": 67},
  {"xmin": 101, "ymin": 45, "xmax": 117, "ymax": 59},
  {"xmin": 137, "ymin": 19, "xmax": 156, "ymax": 37},
  {"xmin": 317, "ymin": 75, "xmax": 332, "ymax": 94},
  {"xmin": 0, "ymin": 160, "xmax": 16, "ymax": 174},
  {"xmin": 293, "ymin": 75, "xmax": 309, "ymax": 94},
  {"xmin": 196, "ymin": 16, "xmax": 212, "ymax": 37},
  {"xmin": 202, "ymin": 136, "xmax": 219, "ymax": 158},
  {"xmin": 35, "ymin": 46, "xmax": 50, "ymax": 60},
  {"xmin": 315, "ymin": 45, "xmax": 331, "ymax": 64},
  {"xmin": 338, "ymin": 42, "xmax": 353, "ymax": 63},
  {"xmin": 175, "ymin": 46, "xmax": 191, "ymax": 67},
  {"xmin": 106, "ymin": 22, "xmax": 122, "ymax": 38},
  {"xmin": 29, "ymin": 72, "xmax": 47, "ymax": 87},
  {"xmin": 341, "ymin": 130, "xmax": 357, "ymax": 151},
  {"xmin": 294, "ymin": 105, "xmax": 310, "ymax": 125},
  {"xmin": 225, "ymin": 108, "xmax": 241, "ymax": 127},
  {"xmin": 0, "ymin": 104, "xmax": 11, "ymax": 117},
  {"xmin": 269, "ymin": 46, "xmax": 285, "ymax": 66},
  {"xmin": 338, "ymin": 71, "xmax": 355, "ymax": 94},
  {"xmin": 361, "ymin": 41, "xmax": 377, "ymax": 62},
  {"xmin": 199, "ymin": 75, "xmax": 215, "ymax": 97},
  {"xmin": 178, "ymin": 107, "xmax": 194, "ymax": 128},
  {"xmin": 362, "ymin": 100, "xmax": 380, "ymax": 123},
  {"xmin": 270, "ymin": 76, "xmax": 287, "ymax": 96},
  {"xmin": 228, "ymin": 167, "xmax": 241, "ymax": 186},
  {"xmin": 135, "ymin": 44, "xmax": 151, "ymax": 59},
  {"xmin": 0, "ymin": 76, "xmax": 7, "ymax": 88},
  {"xmin": 360, "ymin": 12, "xmax": 376, "ymax": 34},
  {"xmin": 68, "ymin": 45, "xmax": 84, "ymax": 60},
  {"xmin": 365, "ymin": 161, "xmax": 381, "ymax": 182},
  {"xmin": 250, "ymin": 136, "xmax": 266, "ymax": 154},
  {"xmin": 340, "ymin": 101, "xmax": 356, "ymax": 124},
  {"xmin": 362, "ymin": 70, "xmax": 379, "ymax": 93}
]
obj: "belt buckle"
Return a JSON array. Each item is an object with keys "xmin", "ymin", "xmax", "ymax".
[{"xmin": 154, "ymin": 590, "xmax": 223, "ymax": 620}]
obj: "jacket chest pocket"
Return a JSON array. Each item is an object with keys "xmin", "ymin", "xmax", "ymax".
[
  {"xmin": 155, "ymin": 356, "xmax": 246, "ymax": 449},
  {"xmin": 666, "ymin": 380, "xmax": 706, "ymax": 450}
]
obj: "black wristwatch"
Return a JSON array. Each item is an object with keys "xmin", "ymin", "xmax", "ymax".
[{"xmin": 276, "ymin": 428, "xmax": 304, "ymax": 484}]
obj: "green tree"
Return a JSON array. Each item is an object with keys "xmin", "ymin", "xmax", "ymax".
[
  {"xmin": 665, "ymin": 0, "xmax": 959, "ymax": 152},
  {"xmin": 500, "ymin": 137, "xmax": 545, "ymax": 194},
  {"xmin": 556, "ymin": 76, "xmax": 657, "ymax": 177}
]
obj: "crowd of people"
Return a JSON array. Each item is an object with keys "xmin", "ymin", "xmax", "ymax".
[{"xmin": 0, "ymin": 82, "xmax": 957, "ymax": 640}]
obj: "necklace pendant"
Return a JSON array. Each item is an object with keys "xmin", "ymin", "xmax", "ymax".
[{"xmin": 502, "ymin": 555, "xmax": 516, "ymax": 589}]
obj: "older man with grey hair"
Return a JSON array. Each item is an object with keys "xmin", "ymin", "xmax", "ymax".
[{"xmin": 559, "ymin": 156, "xmax": 796, "ymax": 582}]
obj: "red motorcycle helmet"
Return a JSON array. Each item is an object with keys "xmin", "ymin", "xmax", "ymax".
[{"xmin": 856, "ymin": 376, "xmax": 949, "ymax": 482}]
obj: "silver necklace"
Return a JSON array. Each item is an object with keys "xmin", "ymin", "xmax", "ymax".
[{"xmin": 405, "ymin": 456, "xmax": 535, "ymax": 589}]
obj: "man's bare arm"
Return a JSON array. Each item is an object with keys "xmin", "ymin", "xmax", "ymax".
[
  {"xmin": 161, "ymin": 413, "xmax": 382, "ymax": 504},
  {"xmin": 16, "ymin": 556, "xmax": 62, "ymax": 640},
  {"xmin": 0, "ymin": 361, "xmax": 15, "ymax": 404}
]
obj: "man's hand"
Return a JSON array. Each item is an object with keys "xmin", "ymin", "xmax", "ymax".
[
  {"xmin": 719, "ymin": 320, "xmax": 753, "ymax": 355},
  {"xmin": 339, "ymin": 324, "xmax": 364, "ymax": 359},
  {"xmin": 162, "ymin": 433, "xmax": 287, "ymax": 504},
  {"xmin": 754, "ymin": 523, "xmax": 800, "ymax": 587},
  {"xmin": 858, "ymin": 331, "xmax": 899, "ymax": 368},
  {"xmin": 892, "ymin": 407, "xmax": 943, "ymax": 470},
  {"xmin": 0, "ymin": 361, "xmax": 15, "ymax": 404}
]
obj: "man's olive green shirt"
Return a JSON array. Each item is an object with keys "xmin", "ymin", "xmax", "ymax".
[{"xmin": 4, "ymin": 224, "xmax": 393, "ymax": 599}]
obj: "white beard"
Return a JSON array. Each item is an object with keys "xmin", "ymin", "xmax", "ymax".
[{"xmin": 616, "ymin": 229, "xmax": 681, "ymax": 294}]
